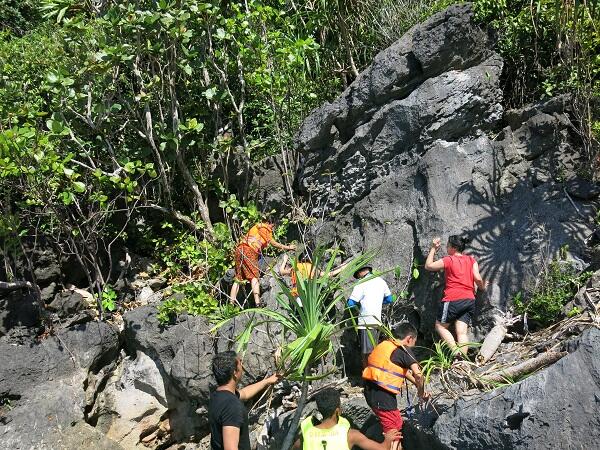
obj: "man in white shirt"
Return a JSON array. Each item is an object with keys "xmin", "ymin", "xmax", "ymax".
[{"xmin": 347, "ymin": 266, "xmax": 394, "ymax": 367}]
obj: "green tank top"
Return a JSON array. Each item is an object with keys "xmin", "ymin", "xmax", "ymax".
[{"xmin": 300, "ymin": 416, "xmax": 351, "ymax": 450}]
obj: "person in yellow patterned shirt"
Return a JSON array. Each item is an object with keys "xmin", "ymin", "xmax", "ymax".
[{"xmin": 279, "ymin": 250, "xmax": 346, "ymax": 306}]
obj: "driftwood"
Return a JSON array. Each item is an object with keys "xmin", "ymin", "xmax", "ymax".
[
  {"xmin": 477, "ymin": 324, "xmax": 507, "ymax": 365},
  {"xmin": 483, "ymin": 351, "xmax": 567, "ymax": 384},
  {"xmin": 0, "ymin": 280, "xmax": 32, "ymax": 292}
]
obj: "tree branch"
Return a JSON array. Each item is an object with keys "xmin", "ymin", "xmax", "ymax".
[
  {"xmin": 146, "ymin": 204, "xmax": 202, "ymax": 232},
  {"xmin": 0, "ymin": 280, "xmax": 32, "ymax": 292}
]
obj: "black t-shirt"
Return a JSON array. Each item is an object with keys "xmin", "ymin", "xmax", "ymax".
[
  {"xmin": 209, "ymin": 390, "xmax": 251, "ymax": 450},
  {"xmin": 364, "ymin": 346, "xmax": 417, "ymax": 411}
]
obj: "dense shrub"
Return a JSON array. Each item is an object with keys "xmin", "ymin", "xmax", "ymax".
[
  {"xmin": 514, "ymin": 260, "xmax": 591, "ymax": 326},
  {"xmin": 472, "ymin": 0, "xmax": 600, "ymax": 171}
]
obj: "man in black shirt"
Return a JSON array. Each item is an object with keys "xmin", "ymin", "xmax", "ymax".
[
  {"xmin": 362, "ymin": 323, "xmax": 430, "ymax": 450},
  {"xmin": 209, "ymin": 351, "xmax": 279, "ymax": 450}
]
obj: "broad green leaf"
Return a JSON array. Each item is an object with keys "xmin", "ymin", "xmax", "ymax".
[{"xmin": 72, "ymin": 181, "xmax": 86, "ymax": 193}]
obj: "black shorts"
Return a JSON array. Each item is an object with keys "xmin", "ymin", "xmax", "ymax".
[
  {"xmin": 359, "ymin": 328, "xmax": 380, "ymax": 355},
  {"xmin": 437, "ymin": 299, "xmax": 474, "ymax": 325}
]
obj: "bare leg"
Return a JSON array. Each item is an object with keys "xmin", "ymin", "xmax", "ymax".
[
  {"xmin": 435, "ymin": 321, "xmax": 457, "ymax": 351},
  {"xmin": 230, "ymin": 282, "xmax": 240, "ymax": 305},
  {"xmin": 455, "ymin": 320, "xmax": 469, "ymax": 356},
  {"xmin": 250, "ymin": 277, "xmax": 261, "ymax": 306}
]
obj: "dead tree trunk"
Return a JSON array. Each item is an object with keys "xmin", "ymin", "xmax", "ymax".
[
  {"xmin": 477, "ymin": 324, "xmax": 507, "ymax": 365},
  {"xmin": 484, "ymin": 351, "xmax": 567, "ymax": 384}
]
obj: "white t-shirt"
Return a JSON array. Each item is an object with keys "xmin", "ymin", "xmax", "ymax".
[{"xmin": 349, "ymin": 276, "xmax": 391, "ymax": 328}]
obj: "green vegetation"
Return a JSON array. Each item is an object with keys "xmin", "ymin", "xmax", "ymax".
[
  {"xmin": 0, "ymin": 0, "xmax": 426, "ymax": 316},
  {"xmin": 566, "ymin": 306, "xmax": 582, "ymax": 318},
  {"xmin": 100, "ymin": 285, "xmax": 117, "ymax": 312},
  {"xmin": 217, "ymin": 247, "xmax": 375, "ymax": 381},
  {"xmin": 473, "ymin": 0, "xmax": 600, "ymax": 171},
  {"xmin": 214, "ymin": 246, "xmax": 375, "ymax": 450},
  {"xmin": 420, "ymin": 341, "xmax": 476, "ymax": 384},
  {"xmin": 0, "ymin": 0, "xmax": 41, "ymax": 35},
  {"xmin": 514, "ymin": 261, "xmax": 591, "ymax": 326},
  {"xmin": 156, "ymin": 282, "xmax": 239, "ymax": 324}
]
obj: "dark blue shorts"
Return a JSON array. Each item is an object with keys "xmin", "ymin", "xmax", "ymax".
[{"xmin": 437, "ymin": 299, "xmax": 475, "ymax": 325}]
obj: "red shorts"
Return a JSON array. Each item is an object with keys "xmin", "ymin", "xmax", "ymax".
[{"xmin": 373, "ymin": 408, "xmax": 403, "ymax": 435}]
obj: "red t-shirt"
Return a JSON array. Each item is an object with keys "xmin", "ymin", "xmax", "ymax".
[{"xmin": 442, "ymin": 255, "xmax": 476, "ymax": 301}]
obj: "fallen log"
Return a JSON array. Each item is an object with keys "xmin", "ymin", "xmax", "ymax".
[
  {"xmin": 0, "ymin": 280, "xmax": 32, "ymax": 292},
  {"xmin": 483, "ymin": 351, "xmax": 567, "ymax": 384},
  {"xmin": 476, "ymin": 324, "xmax": 507, "ymax": 365}
]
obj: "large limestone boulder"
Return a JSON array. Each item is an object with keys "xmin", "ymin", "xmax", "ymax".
[
  {"xmin": 121, "ymin": 299, "xmax": 279, "ymax": 441},
  {"xmin": 42, "ymin": 422, "xmax": 125, "ymax": 450},
  {"xmin": 433, "ymin": 327, "xmax": 600, "ymax": 449},
  {"xmin": 0, "ymin": 321, "xmax": 119, "ymax": 398},
  {"xmin": 90, "ymin": 351, "xmax": 169, "ymax": 449},
  {"xmin": 1, "ymin": 382, "xmax": 124, "ymax": 450},
  {"xmin": 293, "ymin": 3, "xmax": 598, "ymax": 338},
  {"xmin": 0, "ymin": 290, "xmax": 41, "ymax": 339}
]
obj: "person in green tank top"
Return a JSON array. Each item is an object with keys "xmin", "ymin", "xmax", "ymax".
[{"xmin": 293, "ymin": 388, "xmax": 399, "ymax": 450}]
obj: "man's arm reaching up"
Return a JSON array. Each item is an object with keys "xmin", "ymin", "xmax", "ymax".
[{"xmin": 239, "ymin": 373, "xmax": 279, "ymax": 401}]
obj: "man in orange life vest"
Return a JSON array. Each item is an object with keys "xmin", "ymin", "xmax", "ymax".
[
  {"xmin": 362, "ymin": 323, "xmax": 430, "ymax": 450},
  {"xmin": 230, "ymin": 222, "xmax": 295, "ymax": 307}
]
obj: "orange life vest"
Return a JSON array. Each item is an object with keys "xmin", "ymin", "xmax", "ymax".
[
  {"xmin": 362, "ymin": 340, "xmax": 408, "ymax": 394},
  {"xmin": 243, "ymin": 223, "xmax": 273, "ymax": 252},
  {"xmin": 290, "ymin": 262, "xmax": 313, "ymax": 296}
]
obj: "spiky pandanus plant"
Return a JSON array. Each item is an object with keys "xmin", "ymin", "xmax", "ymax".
[{"xmin": 213, "ymin": 246, "xmax": 376, "ymax": 450}]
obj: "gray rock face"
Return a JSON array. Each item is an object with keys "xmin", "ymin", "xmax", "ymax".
[
  {"xmin": 0, "ymin": 377, "xmax": 97, "ymax": 449},
  {"xmin": 296, "ymin": 4, "xmax": 495, "ymax": 154},
  {"xmin": 0, "ymin": 291, "xmax": 41, "ymax": 338},
  {"xmin": 0, "ymin": 321, "xmax": 119, "ymax": 398},
  {"xmin": 295, "ymin": 3, "xmax": 598, "ymax": 338},
  {"xmin": 249, "ymin": 155, "xmax": 293, "ymax": 214},
  {"xmin": 47, "ymin": 289, "xmax": 98, "ymax": 328},
  {"xmin": 90, "ymin": 351, "xmax": 169, "ymax": 449},
  {"xmin": 41, "ymin": 422, "xmax": 125, "ymax": 450},
  {"xmin": 123, "ymin": 306, "xmax": 193, "ymax": 373},
  {"xmin": 168, "ymin": 316, "xmax": 215, "ymax": 407},
  {"xmin": 433, "ymin": 328, "xmax": 600, "ymax": 449},
  {"xmin": 0, "ymin": 321, "xmax": 120, "ymax": 449},
  {"xmin": 121, "ymin": 301, "xmax": 278, "ymax": 441},
  {"xmin": 565, "ymin": 177, "xmax": 600, "ymax": 200},
  {"xmin": 32, "ymin": 248, "xmax": 61, "ymax": 287}
]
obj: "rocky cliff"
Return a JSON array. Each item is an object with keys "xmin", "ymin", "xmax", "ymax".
[{"xmin": 291, "ymin": 3, "xmax": 597, "ymax": 337}]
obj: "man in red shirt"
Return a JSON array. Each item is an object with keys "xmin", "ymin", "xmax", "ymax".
[{"xmin": 424, "ymin": 235, "xmax": 488, "ymax": 356}]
